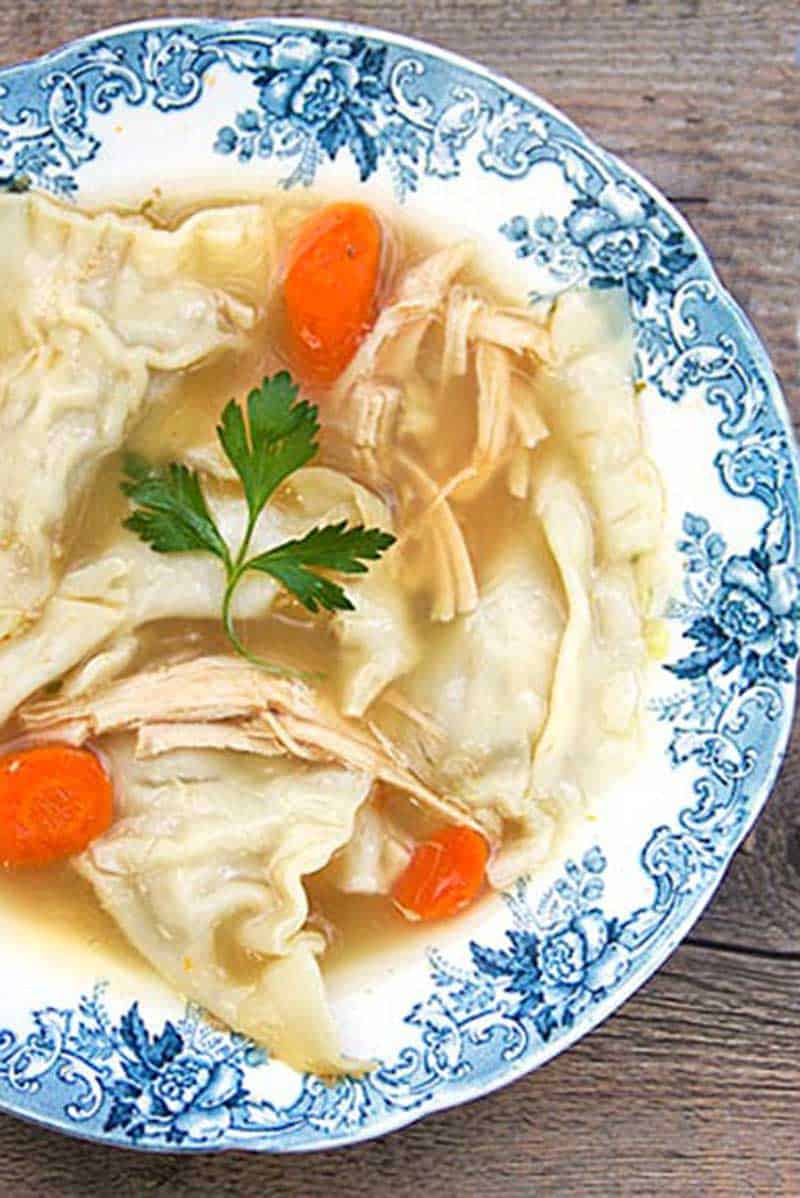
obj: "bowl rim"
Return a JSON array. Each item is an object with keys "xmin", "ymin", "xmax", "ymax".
[{"xmin": 0, "ymin": 13, "xmax": 796, "ymax": 1154}]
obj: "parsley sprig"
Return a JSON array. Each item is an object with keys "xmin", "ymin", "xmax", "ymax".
[{"xmin": 121, "ymin": 373, "xmax": 395, "ymax": 674}]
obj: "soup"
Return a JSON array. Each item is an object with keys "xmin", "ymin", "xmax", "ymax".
[{"xmin": 0, "ymin": 189, "xmax": 664, "ymax": 1074}]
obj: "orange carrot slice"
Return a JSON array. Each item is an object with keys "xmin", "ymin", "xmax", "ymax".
[
  {"xmin": 284, "ymin": 202, "xmax": 382, "ymax": 385},
  {"xmin": 393, "ymin": 825, "xmax": 489, "ymax": 921},
  {"xmin": 0, "ymin": 745, "xmax": 113, "ymax": 868}
]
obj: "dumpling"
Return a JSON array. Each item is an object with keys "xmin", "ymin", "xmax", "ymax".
[
  {"xmin": 590, "ymin": 561, "xmax": 648, "ymax": 764},
  {"xmin": 377, "ymin": 532, "xmax": 565, "ymax": 858},
  {"xmin": 0, "ymin": 466, "xmax": 416, "ymax": 722},
  {"xmin": 333, "ymin": 561, "xmax": 420, "ymax": 716},
  {"xmin": 272, "ymin": 467, "xmax": 419, "ymax": 714},
  {"xmin": 440, "ymin": 283, "xmax": 552, "ymax": 386},
  {"xmin": 529, "ymin": 453, "xmax": 647, "ymax": 801},
  {"xmin": 0, "ymin": 556, "xmax": 131, "ymax": 721},
  {"xmin": 0, "ymin": 495, "xmax": 270, "ymax": 724},
  {"xmin": 529, "ymin": 455, "xmax": 595, "ymax": 796},
  {"xmin": 123, "ymin": 464, "xmax": 417, "ymax": 716},
  {"xmin": 326, "ymin": 798, "xmax": 412, "ymax": 896},
  {"xmin": 534, "ymin": 288, "xmax": 663, "ymax": 560},
  {"xmin": 21, "ymin": 652, "xmax": 475, "ymax": 1070},
  {"xmin": 0, "ymin": 192, "xmax": 274, "ymax": 639},
  {"xmin": 116, "ymin": 464, "xmax": 391, "ymax": 630},
  {"xmin": 74, "ymin": 740, "xmax": 372, "ymax": 1073}
]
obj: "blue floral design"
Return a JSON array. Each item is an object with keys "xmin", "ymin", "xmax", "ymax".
[
  {"xmin": 213, "ymin": 34, "xmax": 387, "ymax": 186},
  {"xmin": 0, "ymin": 847, "xmax": 686, "ymax": 1148},
  {"xmin": 0, "ymin": 805, "xmax": 794, "ymax": 1151},
  {"xmin": 651, "ymin": 500, "xmax": 798, "ymax": 846},
  {"xmin": 500, "ymin": 212, "xmax": 584, "ymax": 283},
  {"xmin": 468, "ymin": 852, "xmax": 630, "ymax": 1040},
  {"xmin": 670, "ymin": 541, "xmax": 798, "ymax": 687},
  {"xmin": 566, "ymin": 180, "xmax": 695, "ymax": 297},
  {"xmin": 402, "ymin": 830, "xmax": 714, "ymax": 1064},
  {"xmin": 501, "ymin": 178, "xmax": 696, "ymax": 306},
  {"xmin": 103, "ymin": 1005, "xmax": 249, "ymax": 1144},
  {"xmin": 0, "ymin": 43, "xmax": 145, "ymax": 195},
  {"xmin": 258, "ymin": 37, "xmax": 363, "ymax": 122},
  {"xmin": 664, "ymin": 505, "xmax": 799, "ymax": 688},
  {"xmin": 0, "ymin": 17, "xmax": 797, "ymax": 1153},
  {"xmin": 0, "ymin": 987, "xmax": 267, "ymax": 1147}
]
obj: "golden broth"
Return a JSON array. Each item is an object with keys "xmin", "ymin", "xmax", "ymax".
[
  {"xmin": 0, "ymin": 190, "xmax": 564, "ymax": 993},
  {"xmin": 0, "ymin": 861, "xmax": 149, "ymax": 978}
]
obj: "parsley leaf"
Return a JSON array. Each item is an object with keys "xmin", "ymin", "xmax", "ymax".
[
  {"xmin": 248, "ymin": 522, "xmax": 396, "ymax": 613},
  {"xmin": 217, "ymin": 372, "xmax": 319, "ymax": 523},
  {"xmin": 121, "ymin": 375, "xmax": 395, "ymax": 673},
  {"xmin": 121, "ymin": 457, "xmax": 229, "ymax": 562}
]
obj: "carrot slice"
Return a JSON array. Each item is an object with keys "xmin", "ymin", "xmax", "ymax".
[
  {"xmin": 0, "ymin": 745, "xmax": 113, "ymax": 868},
  {"xmin": 284, "ymin": 202, "xmax": 382, "ymax": 385},
  {"xmin": 393, "ymin": 825, "xmax": 489, "ymax": 921}
]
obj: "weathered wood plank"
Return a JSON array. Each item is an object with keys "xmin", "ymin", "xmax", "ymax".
[{"xmin": 0, "ymin": 1, "xmax": 797, "ymax": 1192}]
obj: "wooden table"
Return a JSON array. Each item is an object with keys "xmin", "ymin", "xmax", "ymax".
[{"xmin": 0, "ymin": 2, "xmax": 797, "ymax": 1193}]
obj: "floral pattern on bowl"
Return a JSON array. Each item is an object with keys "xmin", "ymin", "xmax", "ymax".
[{"xmin": 0, "ymin": 17, "xmax": 796, "ymax": 1152}]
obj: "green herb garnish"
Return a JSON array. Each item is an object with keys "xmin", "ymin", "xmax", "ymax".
[{"xmin": 121, "ymin": 373, "xmax": 395, "ymax": 674}]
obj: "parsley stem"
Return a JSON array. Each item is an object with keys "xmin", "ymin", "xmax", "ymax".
[
  {"xmin": 221, "ymin": 564, "xmax": 317, "ymax": 681},
  {"xmin": 223, "ymin": 510, "xmax": 306, "ymax": 676},
  {"xmin": 121, "ymin": 375, "xmax": 388, "ymax": 684},
  {"xmin": 221, "ymin": 565, "xmax": 248, "ymax": 658},
  {"xmin": 234, "ymin": 508, "xmax": 261, "ymax": 573}
]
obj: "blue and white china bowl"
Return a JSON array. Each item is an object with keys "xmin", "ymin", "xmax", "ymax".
[{"xmin": 0, "ymin": 18, "xmax": 796, "ymax": 1152}]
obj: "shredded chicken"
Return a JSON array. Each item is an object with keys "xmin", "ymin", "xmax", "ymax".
[
  {"xmin": 315, "ymin": 241, "xmax": 557, "ymax": 621},
  {"xmin": 511, "ymin": 372, "xmax": 550, "ymax": 448},
  {"xmin": 136, "ymin": 720, "xmax": 285, "ymax": 759},
  {"xmin": 470, "ymin": 306, "xmax": 552, "ymax": 362},
  {"xmin": 449, "ymin": 343, "xmax": 513, "ymax": 502},
  {"xmin": 505, "ymin": 373, "xmax": 551, "ymax": 499},
  {"xmin": 22, "ymin": 655, "xmax": 477, "ymax": 830},
  {"xmin": 440, "ymin": 284, "xmax": 552, "ymax": 378},
  {"xmin": 440, "ymin": 284, "xmax": 486, "ymax": 386},
  {"xmin": 334, "ymin": 241, "xmax": 475, "ymax": 397},
  {"xmin": 22, "ymin": 654, "xmax": 304, "ymax": 739},
  {"xmin": 450, "ymin": 348, "xmax": 550, "ymax": 504},
  {"xmin": 327, "ymin": 379, "xmax": 402, "ymax": 453},
  {"xmin": 507, "ymin": 448, "xmax": 534, "ymax": 500},
  {"xmin": 394, "ymin": 453, "xmax": 478, "ymax": 622},
  {"xmin": 377, "ymin": 317, "xmax": 430, "ymax": 379},
  {"xmin": 476, "ymin": 343, "xmax": 513, "ymax": 463},
  {"xmin": 323, "ymin": 377, "xmax": 478, "ymax": 623}
]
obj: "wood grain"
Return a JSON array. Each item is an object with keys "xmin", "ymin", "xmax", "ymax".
[{"xmin": 0, "ymin": 1, "xmax": 798, "ymax": 1193}]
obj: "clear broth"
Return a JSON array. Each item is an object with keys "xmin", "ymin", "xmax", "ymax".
[{"xmin": 0, "ymin": 191, "xmax": 557, "ymax": 990}]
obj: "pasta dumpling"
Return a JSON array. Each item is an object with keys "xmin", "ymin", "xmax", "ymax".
[
  {"xmin": 534, "ymin": 288, "xmax": 663, "ymax": 560},
  {"xmin": 378, "ymin": 533, "xmax": 565, "ymax": 880},
  {"xmin": 76, "ymin": 741, "xmax": 372, "ymax": 1073},
  {"xmin": 0, "ymin": 467, "xmax": 415, "ymax": 722},
  {"xmin": 0, "ymin": 193, "xmax": 273, "ymax": 640}
]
